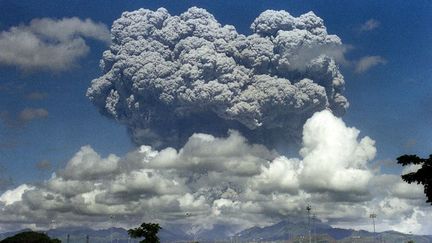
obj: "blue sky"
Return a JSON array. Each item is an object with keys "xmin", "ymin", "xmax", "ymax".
[
  {"xmin": 0, "ymin": 0, "xmax": 431, "ymax": 234},
  {"xmin": 1, "ymin": 0, "xmax": 430, "ymax": 185}
]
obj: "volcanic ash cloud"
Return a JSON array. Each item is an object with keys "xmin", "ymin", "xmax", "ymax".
[{"xmin": 87, "ymin": 7, "xmax": 349, "ymax": 148}]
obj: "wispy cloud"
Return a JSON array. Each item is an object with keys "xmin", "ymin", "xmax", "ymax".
[
  {"xmin": 1, "ymin": 108, "xmax": 49, "ymax": 128},
  {"xmin": 359, "ymin": 19, "xmax": 380, "ymax": 32},
  {"xmin": 0, "ymin": 140, "xmax": 18, "ymax": 149},
  {"xmin": 35, "ymin": 160, "xmax": 52, "ymax": 171},
  {"xmin": 404, "ymin": 138, "xmax": 417, "ymax": 149},
  {"xmin": 0, "ymin": 17, "xmax": 110, "ymax": 72},
  {"xmin": 25, "ymin": 91, "xmax": 48, "ymax": 101},
  {"xmin": 17, "ymin": 108, "xmax": 49, "ymax": 124},
  {"xmin": 355, "ymin": 55, "xmax": 387, "ymax": 73}
]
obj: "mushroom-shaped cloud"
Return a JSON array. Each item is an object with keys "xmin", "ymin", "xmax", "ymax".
[{"xmin": 87, "ymin": 7, "xmax": 349, "ymax": 148}]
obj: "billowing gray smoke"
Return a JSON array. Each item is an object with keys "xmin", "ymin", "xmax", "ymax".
[{"xmin": 87, "ymin": 7, "xmax": 348, "ymax": 148}]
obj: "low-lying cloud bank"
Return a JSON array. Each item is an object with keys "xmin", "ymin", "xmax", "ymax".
[{"xmin": 1, "ymin": 111, "xmax": 430, "ymax": 234}]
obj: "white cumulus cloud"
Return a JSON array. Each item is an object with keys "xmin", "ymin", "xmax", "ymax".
[
  {"xmin": 1, "ymin": 110, "xmax": 430, "ymax": 234},
  {"xmin": 0, "ymin": 17, "xmax": 110, "ymax": 71},
  {"xmin": 0, "ymin": 184, "xmax": 34, "ymax": 206}
]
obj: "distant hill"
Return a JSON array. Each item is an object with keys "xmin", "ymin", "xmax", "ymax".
[
  {"xmin": 235, "ymin": 219, "xmax": 432, "ymax": 243},
  {"xmin": 0, "ymin": 231, "xmax": 60, "ymax": 243},
  {"xmin": 1, "ymin": 220, "xmax": 431, "ymax": 242},
  {"xmin": 234, "ymin": 218, "xmax": 349, "ymax": 241},
  {"xmin": 0, "ymin": 229, "xmax": 33, "ymax": 241}
]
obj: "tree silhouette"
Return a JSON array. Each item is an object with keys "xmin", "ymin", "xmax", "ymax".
[
  {"xmin": 397, "ymin": 154, "xmax": 432, "ymax": 205},
  {"xmin": 128, "ymin": 222, "xmax": 162, "ymax": 243}
]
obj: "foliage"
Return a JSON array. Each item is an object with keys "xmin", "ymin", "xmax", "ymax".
[
  {"xmin": 397, "ymin": 154, "xmax": 432, "ymax": 205},
  {"xmin": 128, "ymin": 222, "xmax": 162, "ymax": 243},
  {"xmin": 0, "ymin": 231, "xmax": 61, "ymax": 243}
]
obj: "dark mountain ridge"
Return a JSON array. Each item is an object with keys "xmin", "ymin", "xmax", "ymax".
[{"xmin": 1, "ymin": 219, "xmax": 431, "ymax": 242}]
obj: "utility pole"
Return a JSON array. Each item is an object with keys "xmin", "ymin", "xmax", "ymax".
[
  {"xmin": 110, "ymin": 215, "xmax": 114, "ymax": 243},
  {"xmin": 370, "ymin": 213, "xmax": 377, "ymax": 242},
  {"xmin": 312, "ymin": 214, "xmax": 316, "ymax": 243},
  {"xmin": 306, "ymin": 204, "xmax": 312, "ymax": 243}
]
